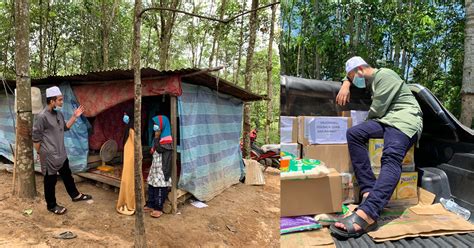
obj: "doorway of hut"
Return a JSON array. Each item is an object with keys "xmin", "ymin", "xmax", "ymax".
[{"xmin": 82, "ymin": 94, "xmax": 180, "ymax": 188}]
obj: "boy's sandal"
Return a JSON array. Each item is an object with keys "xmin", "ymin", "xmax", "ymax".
[
  {"xmin": 329, "ymin": 212, "xmax": 378, "ymax": 239},
  {"xmin": 144, "ymin": 206, "xmax": 153, "ymax": 213},
  {"xmin": 48, "ymin": 205, "xmax": 67, "ymax": 215},
  {"xmin": 150, "ymin": 210, "xmax": 163, "ymax": 218},
  {"xmin": 72, "ymin": 193, "xmax": 92, "ymax": 202}
]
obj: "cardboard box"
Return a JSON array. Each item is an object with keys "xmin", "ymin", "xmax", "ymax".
[
  {"xmin": 368, "ymin": 139, "xmax": 415, "ymax": 173},
  {"xmin": 340, "ymin": 110, "xmax": 369, "ymax": 127},
  {"xmin": 280, "ymin": 116, "xmax": 299, "ymax": 143},
  {"xmin": 353, "ymin": 172, "xmax": 419, "ymax": 207},
  {"xmin": 302, "ymin": 144, "xmax": 352, "ymax": 173},
  {"xmin": 298, "ymin": 116, "xmax": 352, "ymax": 146},
  {"xmin": 280, "ymin": 143, "xmax": 301, "ymax": 158},
  {"xmin": 281, "ymin": 168, "xmax": 343, "ymax": 216}
]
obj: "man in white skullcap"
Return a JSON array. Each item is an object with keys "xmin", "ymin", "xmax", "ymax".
[
  {"xmin": 32, "ymin": 86, "xmax": 92, "ymax": 215},
  {"xmin": 331, "ymin": 57, "xmax": 423, "ymax": 238}
]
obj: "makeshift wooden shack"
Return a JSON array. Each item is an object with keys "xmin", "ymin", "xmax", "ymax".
[{"xmin": 0, "ymin": 68, "xmax": 262, "ymax": 212}]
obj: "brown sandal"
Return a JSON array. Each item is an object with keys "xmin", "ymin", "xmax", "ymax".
[
  {"xmin": 144, "ymin": 206, "xmax": 153, "ymax": 213},
  {"xmin": 150, "ymin": 210, "xmax": 163, "ymax": 218}
]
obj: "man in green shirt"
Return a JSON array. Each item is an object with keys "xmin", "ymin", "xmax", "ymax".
[{"xmin": 330, "ymin": 57, "xmax": 423, "ymax": 238}]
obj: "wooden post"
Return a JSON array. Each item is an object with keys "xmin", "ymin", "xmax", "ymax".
[{"xmin": 170, "ymin": 95, "xmax": 178, "ymax": 213}]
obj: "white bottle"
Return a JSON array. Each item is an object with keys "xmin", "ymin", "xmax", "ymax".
[{"xmin": 440, "ymin": 197, "xmax": 471, "ymax": 220}]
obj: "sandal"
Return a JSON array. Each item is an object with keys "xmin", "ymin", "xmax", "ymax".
[
  {"xmin": 54, "ymin": 231, "xmax": 77, "ymax": 239},
  {"xmin": 72, "ymin": 193, "xmax": 92, "ymax": 202},
  {"xmin": 48, "ymin": 205, "xmax": 67, "ymax": 215},
  {"xmin": 329, "ymin": 212, "xmax": 378, "ymax": 239},
  {"xmin": 150, "ymin": 210, "xmax": 163, "ymax": 218},
  {"xmin": 144, "ymin": 206, "xmax": 153, "ymax": 213}
]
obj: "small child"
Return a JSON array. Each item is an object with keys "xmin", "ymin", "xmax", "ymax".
[{"xmin": 144, "ymin": 121, "xmax": 173, "ymax": 218}]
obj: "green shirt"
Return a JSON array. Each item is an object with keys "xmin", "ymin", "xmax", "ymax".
[{"xmin": 368, "ymin": 68, "xmax": 423, "ymax": 139}]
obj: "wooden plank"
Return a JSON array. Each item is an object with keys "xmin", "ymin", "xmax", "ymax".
[
  {"xmin": 87, "ymin": 155, "xmax": 102, "ymax": 163},
  {"xmin": 76, "ymin": 172, "xmax": 121, "ymax": 188},
  {"xmin": 170, "ymin": 96, "xmax": 178, "ymax": 214}
]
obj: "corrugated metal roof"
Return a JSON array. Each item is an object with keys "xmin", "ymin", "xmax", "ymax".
[
  {"xmin": 5, "ymin": 68, "xmax": 263, "ymax": 101},
  {"xmin": 333, "ymin": 232, "xmax": 474, "ymax": 248}
]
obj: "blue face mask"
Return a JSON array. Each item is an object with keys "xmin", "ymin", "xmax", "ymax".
[
  {"xmin": 53, "ymin": 106, "xmax": 62, "ymax": 111},
  {"xmin": 123, "ymin": 114, "xmax": 130, "ymax": 124},
  {"xmin": 353, "ymin": 72, "xmax": 366, "ymax": 88},
  {"xmin": 153, "ymin": 124, "xmax": 160, "ymax": 132}
]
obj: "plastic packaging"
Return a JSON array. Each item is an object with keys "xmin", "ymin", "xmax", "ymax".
[{"xmin": 440, "ymin": 197, "xmax": 471, "ymax": 220}]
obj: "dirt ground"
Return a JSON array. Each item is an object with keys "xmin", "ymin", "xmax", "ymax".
[{"xmin": 0, "ymin": 167, "xmax": 280, "ymax": 247}]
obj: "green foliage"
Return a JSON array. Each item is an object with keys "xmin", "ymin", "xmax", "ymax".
[
  {"xmin": 281, "ymin": 1, "xmax": 465, "ymax": 118},
  {"xmin": 1, "ymin": 0, "xmax": 281, "ymax": 144}
]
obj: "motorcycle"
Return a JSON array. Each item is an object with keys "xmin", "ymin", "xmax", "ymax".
[{"xmin": 241, "ymin": 129, "xmax": 280, "ymax": 170}]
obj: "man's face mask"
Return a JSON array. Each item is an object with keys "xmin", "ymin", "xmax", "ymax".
[{"xmin": 352, "ymin": 69, "xmax": 366, "ymax": 88}]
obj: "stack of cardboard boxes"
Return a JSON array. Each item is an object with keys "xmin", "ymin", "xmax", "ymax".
[
  {"xmin": 281, "ymin": 111, "xmax": 419, "ymax": 217},
  {"xmin": 281, "ymin": 115, "xmax": 352, "ymax": 217}
]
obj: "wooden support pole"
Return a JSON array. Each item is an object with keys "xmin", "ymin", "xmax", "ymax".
[{"xmin": 170, "ymin": 95, "xmax": 178, "ymax": 213}]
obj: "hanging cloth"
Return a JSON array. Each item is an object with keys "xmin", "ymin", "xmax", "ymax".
[{"xmin": 116, "ymin": 129, "xmax": 145, "ymax": 215}]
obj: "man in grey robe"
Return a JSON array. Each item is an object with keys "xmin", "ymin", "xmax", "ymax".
[{"xmin": 33, "ymin": 86, "xmax": 92, "ymax": 214}]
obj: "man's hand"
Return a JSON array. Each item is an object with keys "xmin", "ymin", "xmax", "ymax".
[
  {"xmin": 336, "ymin": 80, "xmax": 351, "ymax": 106},
  {"xmin": 74, "ymin": 105, "xmax": 85, "ymax": 118}
]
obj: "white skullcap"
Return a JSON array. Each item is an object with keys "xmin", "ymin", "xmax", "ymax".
[
  {"xmin": 345, "ymin": 56, "xmax": 368, "ymax": 74},
  {"xmin": 46, "ymin": 86, "xmax": 62, "ymax": 98}
]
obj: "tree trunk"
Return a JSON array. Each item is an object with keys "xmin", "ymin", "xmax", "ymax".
[
  {"xmin": 393, "ymin": 44, "xmax": 400, "ymax": 68},
  {"xmin": 283, "ymin": 0, "xmax": 294, "ymax": 75},
  {"xmin": 209, "ymin": 0, "xmax": 227, "ymax": 68},
  {"xmin": 155, "ymin": 0, "xmax": 180, "ymax": 70},
  {"xmin": 401, "ymin": 49, "xmax": 407, "ymax": 78},
  {"xmin": 313, "ymin": 0, "xmax": 321, "ymax": 79},
  {"xmin": 38, "ymin": 0, "xmax": 45, "ymax": 76},
  {"xmin": 145, "ymin": 26, "xmax": 152, "ymax": 67},
  {"xmin": 365, "ymin": 14, "xmax": 371, "ymax": 50},
  {"xmin": 354, "ymin": 8, "xmax": 360, "ymax": 48},
  {"xmin": 264, "ymin": 0, "xmax": 277, "ymax": 144},
  {"xmin": 3, "ymin": 1, "xmax": 14, "ymax": 75},
  {"xmin": 102, "ymin": 0, "xmax": 120, "ymax": 70},
  {"xmin": 296, "ymin": 43, "xmax": 301, "ymax": 76},
  {"xmin": 461, "ymin": 0, "xmax": 474, "ymax": 128},
  {"xmin": 14, "ymin": 0, "xmax": 36, "ymax": 199},
  {"xmin": 131, "ymin": 0, "xmax": 147, "ymax": 247},
  {"xmin": 300, "ymin": 6, "xmax": 306, "ymax": 78},
  {"xmin": 348, "ymin": 7, "xmax": 354, "ymax": 53},
  {"xmin": 242, "ymin": 0, "xmax": 259, "ymax": 158},
  {"xmin": 234, "ymin": 0, "xmax": 246, "ymax": 84}
]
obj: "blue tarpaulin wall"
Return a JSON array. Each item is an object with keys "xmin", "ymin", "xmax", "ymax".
[
  {"xmin": 0, "ymin": 83, "xmax": 90, "ymax": 173},
  {"xmin": 58, "ymin": 83, "xmax": 90, "ymax": 172},
  {"xmin": 178, "ymin": 83, "xmax": 244, "ymax": 201},
  {"xmin": 0, "ymin": 94, "xmax": 15, "ymax": 162}
]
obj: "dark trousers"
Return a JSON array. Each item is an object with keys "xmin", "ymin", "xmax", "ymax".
[
  {"xmin": 146, "ymin": 185, "xmax": 169, "ymax": 211},
  {"xmin": 347, "ymin": 120, "xmax": 417, "ymax": 220},
  {"xmin": 44, "ymin": 159, "xmax": 80, "ymax": 209}
]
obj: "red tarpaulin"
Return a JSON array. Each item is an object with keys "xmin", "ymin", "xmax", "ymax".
[
  {"xmin": 73, "ymin": 76, "xmax": 181, "ymax": 117},
  {"xmin": 88, "ymin": 100, "xmax": 148, "ymax": 151}
]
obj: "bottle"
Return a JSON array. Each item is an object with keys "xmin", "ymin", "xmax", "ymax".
[{"xmin": 440, "ymin": 197, "xmax": 471, "ymax": 220}]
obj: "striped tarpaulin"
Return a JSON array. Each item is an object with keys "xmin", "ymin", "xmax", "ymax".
[
  {"xmin": 178, "ymin": 83, "xmax": 244, "ymax": 201},
  {"xmin": 0, "ymin": 94, "xmax": 15, "ymax": 162}
]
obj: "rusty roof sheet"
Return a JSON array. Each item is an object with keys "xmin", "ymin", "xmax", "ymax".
[{"xmin": 28, "ymin": 68, "xmax": 263, "ymax": 101}]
